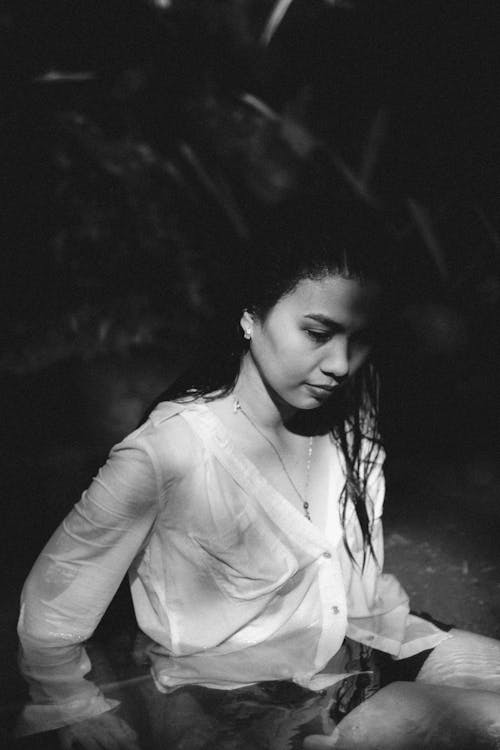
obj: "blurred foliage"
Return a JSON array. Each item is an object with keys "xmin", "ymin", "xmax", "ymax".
[{"xmin": 1, "ymin": 0, "xmax": 500, "ymax": 385}]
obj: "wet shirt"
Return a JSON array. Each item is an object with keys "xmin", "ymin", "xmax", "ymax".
[{"xmin": 17, "ymin": 401, "xmax": 448, "ymax": 733}]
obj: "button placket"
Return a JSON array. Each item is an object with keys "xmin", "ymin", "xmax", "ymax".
[{"xmin": 314, "ymin": 550, "xmax": 347, "ymax": 672}]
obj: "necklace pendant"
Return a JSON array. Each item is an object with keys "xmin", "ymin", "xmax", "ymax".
[{"xmin": 233, "ymin": 398, "xmax": 241, "ymax": 413}]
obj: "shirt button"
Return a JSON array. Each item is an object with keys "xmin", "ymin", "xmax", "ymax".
[
  {"xmin": 322, "ymin": 551, "xmax": 332, "ymax": 559},
  {"xmin": 331, "ymin": 606, "xmax": 339, "ymax": 614}
]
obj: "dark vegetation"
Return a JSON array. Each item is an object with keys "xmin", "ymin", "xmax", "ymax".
[{"xmin": 2, "ymin": 0, "xmax": 500, "ymax": 454}]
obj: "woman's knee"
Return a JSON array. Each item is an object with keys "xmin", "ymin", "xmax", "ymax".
[
  {"xmin": 328, "ymin": 681, "xmax": 500, "ymax": 749},
  {"xmin": 416, "ymin": 628, "xmax": 500, "ymax": 691}
]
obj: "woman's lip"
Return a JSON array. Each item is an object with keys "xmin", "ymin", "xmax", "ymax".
[{"xmin": 306, "ymin": 383, "xmax": 337, "ymax": 393}]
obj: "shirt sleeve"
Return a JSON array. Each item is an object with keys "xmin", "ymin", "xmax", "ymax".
[
  {"xmin": 343, "ymin": 448, "xmax": 413, "ymax": 654},
  {"xmin": 16, "ymin": 434, "xmax": 161, "ymax": 735},
  {"xmin": 343, "ymin": 442, "xmax": 451, "ymax": 657}
]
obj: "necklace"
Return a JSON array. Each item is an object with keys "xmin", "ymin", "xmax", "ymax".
[{"xmin": 233, "ymin": 398, "xmax": 314, "ymax": 521}]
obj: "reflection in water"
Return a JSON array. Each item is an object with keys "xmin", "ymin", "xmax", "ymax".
[
  {"xmin": 15, "ymin": 636, "xmax": 378, "ymax": 750},
  {"xmin": 129, "ymin": 678, "xmax": 337, "ymax": 750},
  {"xmin": 17, "ymin": 671, "xmax": 345, "ymax": 749}
]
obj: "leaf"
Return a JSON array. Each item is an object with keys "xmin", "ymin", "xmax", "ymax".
[
  {"xmin": 359, "ymin": 108, "xmax": 389, "ymax": 191},
  {"xmin": 261, "ymin": 0, "xmax": 296, "ymax": 46},
  {"xmin": 407, "ymin": 198, "xmax": 448, "ymax": 280}
]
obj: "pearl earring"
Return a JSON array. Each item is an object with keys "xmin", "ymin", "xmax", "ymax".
[{"xmin": 243, "ymin": 329, "xmax": 252, "ymax": 340}]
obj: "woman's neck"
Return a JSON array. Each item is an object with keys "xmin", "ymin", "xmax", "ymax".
[{"xmin": 233, "ymin": 353, "xmax": 298, "ymax": 435}]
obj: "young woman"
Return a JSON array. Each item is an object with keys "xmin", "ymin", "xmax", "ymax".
[{"xmin": 16, "ymin": 199, "xmax": 500, "ymax": 749}]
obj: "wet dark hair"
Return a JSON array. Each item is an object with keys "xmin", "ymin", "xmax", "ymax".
[{"xmin": 147, "ymin": 195, "xmax": 396, "ymax": 564}]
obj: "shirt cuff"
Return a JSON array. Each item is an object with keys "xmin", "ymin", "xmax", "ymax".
[{"xmin": 14, "ymin": 694, "xmax": 120, "ymax": 737}]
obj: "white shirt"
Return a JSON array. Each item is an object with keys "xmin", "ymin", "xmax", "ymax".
[{"xmin": 17, "ymin": 400, "xmax": 448, "ymax": 733}]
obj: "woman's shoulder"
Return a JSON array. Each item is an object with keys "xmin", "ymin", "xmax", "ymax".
[
  {"xmin": 147, "ymin": 399, "xmax": 195, "ymax": 425},
  {"xmin": 122, "ymin": 399, "xmax": 206, "ymax": 474}
]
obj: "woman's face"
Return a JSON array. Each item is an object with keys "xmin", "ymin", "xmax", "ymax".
[{"xmin": 242, "ymin": 274, "xmax": 380, "ymax": 410}]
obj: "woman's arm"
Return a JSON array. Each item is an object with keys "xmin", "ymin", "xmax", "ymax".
[{"xmin": 16, "ymin": 434, "xmax": 161, "ymax": 735}]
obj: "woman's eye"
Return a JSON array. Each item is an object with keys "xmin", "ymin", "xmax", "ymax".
[{"xmin": 305, "ymin": 329, "xmax": 331, "ymax": 342}]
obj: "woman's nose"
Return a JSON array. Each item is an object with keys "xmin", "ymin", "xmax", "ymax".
[{"xmin": 321, "ymin": 338, "xmax": 350, "ymax": 381}]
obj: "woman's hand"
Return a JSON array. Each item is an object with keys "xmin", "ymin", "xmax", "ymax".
[{"xmin": 57, "ymin": 711, "xmax": 141, "ymax": 750}]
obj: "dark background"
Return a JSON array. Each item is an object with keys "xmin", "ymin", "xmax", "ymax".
[{"xmin": 1, "ymin": 0, "xmax": 500, "ymax": 734}]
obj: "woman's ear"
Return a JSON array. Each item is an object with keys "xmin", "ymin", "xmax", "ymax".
[{"xmin": 240, "ymin": 309, "xmax": 254, "ymax": 341}]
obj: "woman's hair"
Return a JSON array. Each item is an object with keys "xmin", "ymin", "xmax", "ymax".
[{"xmin": 146, "ymin": 195, "xmax": 397, "ymax": 564}]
